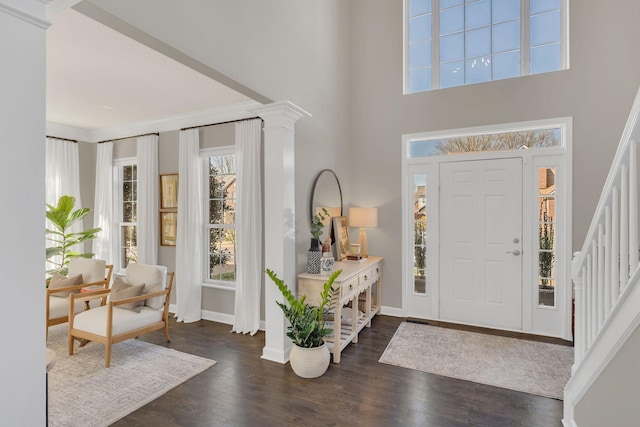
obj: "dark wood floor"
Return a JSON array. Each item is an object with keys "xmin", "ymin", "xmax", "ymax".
[{"xmin": 113, "ymin": 316, "xmax": 564, "ymax": 427}]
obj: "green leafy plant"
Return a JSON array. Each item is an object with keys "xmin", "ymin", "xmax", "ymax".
[
  {"xmin": 46, "ymin": 195, "xmax": 102, "ymax": 276},
  {"xmin": 310, "ymin": 207, "xmax": 329, "ymax": 240},
  {"xmin": 266, "ymin": 268, "xmax": 341, "ymax": 348}
]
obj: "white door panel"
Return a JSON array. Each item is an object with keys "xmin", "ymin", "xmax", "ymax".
[{"xmin": 440, "ymin": 158, "xmax": 523, "ymax": 330}]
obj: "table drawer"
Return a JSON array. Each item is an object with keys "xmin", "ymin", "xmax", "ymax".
[
  {"xmin": 371, "ymin": 263, "xmax": 381, "ymax": 281},
  {"xmin": 341, "ymin": 277, "xmax": 358, "ymax": 297},
  {"xmin": 358, "ymin": 268, "xmax": 372, "ymax": 286}
]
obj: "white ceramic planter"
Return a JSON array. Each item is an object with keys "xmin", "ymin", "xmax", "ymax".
[{"xmin": 289, "ymin": 342, "xmax": 330, "ymax": 378}]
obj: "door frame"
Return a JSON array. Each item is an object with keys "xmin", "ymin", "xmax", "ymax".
[{"xmin": 401, "ymin": 118, "xmax": 573, "ymax": 340}]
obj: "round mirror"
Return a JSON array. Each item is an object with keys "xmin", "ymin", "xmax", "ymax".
[{"xmin": 309, "ymin": 169, "xmax": 343, "ymax": 243}]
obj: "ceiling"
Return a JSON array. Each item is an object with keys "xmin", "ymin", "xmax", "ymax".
[{"xmin": 46, "ymin": 8, "xmax": 253, "ymax": 132}]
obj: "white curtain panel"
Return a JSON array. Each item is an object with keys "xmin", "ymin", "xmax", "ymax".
[
  {"xmin": 232, "ymin": 119, "xmax": 263, "ymax": 335},
  {"xmin": 176, "ymin": 128, "xmax": 203, "ymax": 323},
  {"xmin": 46, "ymin": 137, "xmax": 83, "ymax": 270},
  {"xmin": 92, "ymin": 142, "xmax": 114, "ymax": 263},
  {"xmin": 46, "ymin": 137, "xmax": 83, "ymax": 211},
  {"xmin": 136, "ymin": 134, "xmax": 159, "ymax": 265}
]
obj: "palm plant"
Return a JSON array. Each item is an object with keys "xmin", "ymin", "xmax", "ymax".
[
  {"xmin": 266, "ymin": 268, "xmax": 341, "ymax": 348},
  {"xmin": 46, "ymin": 195, "xmax": 101, "ymax": 276}
]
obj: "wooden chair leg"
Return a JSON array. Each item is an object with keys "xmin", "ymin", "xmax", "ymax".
[
  {"xmin": 68, "ymin": 331, "xmax": 74, "ymax": 356},
  {"xmin": 105, "ymin": 341, "xmax": 111, "ymax": 368},
  {"xmin": 164, "ymin": 323, "xmax": 171, "ymax": 342}
]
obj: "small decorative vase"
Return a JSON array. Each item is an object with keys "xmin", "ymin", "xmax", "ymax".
[
  {"xmin": 320, "ymin": 252, "xmax": 334, "ymax": 276},
  {"xmin": 307, "ymin": 238, "xmax": 321, "ymax": 274},
  {"xmin": 289, "ymin": 342, "xmax": 331, "ymax": 378}
]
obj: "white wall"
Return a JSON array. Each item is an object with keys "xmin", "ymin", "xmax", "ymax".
[
  {"xmin": 0, "ymin": 1, "xmax": 48, "ymax": 424},
  {"xmin": 574, "ymin": 323, "xmax": 640, "ymax": 426}
]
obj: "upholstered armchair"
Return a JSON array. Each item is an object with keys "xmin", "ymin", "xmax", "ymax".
[
  {"xmin": 67, "ymin": 263, "xmax": 175, "ymax": 368},
  {"xmin": 46, "ymin": 258, "xmax": 113, "ymax": 337}
]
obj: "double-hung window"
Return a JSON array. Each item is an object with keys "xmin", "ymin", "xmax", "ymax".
[
  {"xmin": 202, "ymin": 147, "xmax": 237, "ymax": 287},
  {"xmin": 114, "ymin": 159, "xmax": 137, "ymax": 271},
  {"xmin": 406, "ymin": 0, "xmax": 567, "ymax": 93}
]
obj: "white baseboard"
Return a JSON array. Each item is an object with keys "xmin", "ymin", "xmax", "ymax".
[
  {"xmin": 381, "ymin": 305, "xmax": 404, "ymax": 317},
  {"xmin": 169, "ymin": 304, "xmax": 266, "ymax": 331}
]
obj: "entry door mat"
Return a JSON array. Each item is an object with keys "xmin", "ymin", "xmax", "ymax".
[{"xmin": 379, "ymin": 322, "xmax": 573, "ymax": 400}]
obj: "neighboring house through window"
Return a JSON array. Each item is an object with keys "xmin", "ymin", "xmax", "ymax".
[
  {"xmin": 114, "ymin": 159, "xmax": 137, "ymax": 272},
  {"xmin": 202, "ymin": 147, "xmax": 237, "ymax": 287},
  {"xmin": 406, "ymin": 0, "xmax": 567, "ymax": 93}
]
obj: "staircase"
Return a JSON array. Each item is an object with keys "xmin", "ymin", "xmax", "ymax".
[{"xmin": 564, "ymin": 88, "xmax": 640, "ymax": 425}]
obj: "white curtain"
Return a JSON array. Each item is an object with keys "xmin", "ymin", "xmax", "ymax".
[
  {"xmin": 232, "ymin": 119, "xmax": 263, "ymax": 335},
  {"xmin": 136, "ymin": 134, "xmax": 159, "ymax": 265},
  {"xmin": 176, "ymin": 128, "xmax": 203, "ymax": 323},
  {"xmin": 45, "ymin": 137, "xmax": 82, "ymax": 211},
  {"xmin": 46, "ymin": 137, "xmax": 83, "ymax": 271},
  {"xmin": 92, "ymin": 142, "xmax": 113, "ymax": 263}
]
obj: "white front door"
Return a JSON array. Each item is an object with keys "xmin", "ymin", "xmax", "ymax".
[{"xmin": 439, "ymin": 158, "xmax": 523, "ymax": 330}]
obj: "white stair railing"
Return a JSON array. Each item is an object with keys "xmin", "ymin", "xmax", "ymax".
[
  {"xmin": 565, "ymin": 87, "xmax": 640, "ymax": 424},
  {"xmin": 571, "ymin": 89, "xmax": 640, "ymax": 365}
]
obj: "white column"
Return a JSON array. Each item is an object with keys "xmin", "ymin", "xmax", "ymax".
[
  {"xmin": 253, "ymin": 101, "xmax": 311, "ymax": 363},
  {"xmin": 0, "ymin": 0, "xmax": 49, "ymax": 424}
]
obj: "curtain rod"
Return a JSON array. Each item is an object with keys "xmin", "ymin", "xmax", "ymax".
[
  {"xmin": 180, "ymin": 116, "xmax": 261, "ymax": 131},
  {"xmin": 46, "ymin": 135, "xmax": 78, "ymax": 143},
  {"xmin": 98, "ymin": 132, "xmax": 160, "ymax": 144}
]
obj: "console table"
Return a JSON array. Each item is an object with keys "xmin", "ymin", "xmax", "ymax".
[{"xmin": 297, "ymin": 256, "xmax": 382, "ymax": 363}]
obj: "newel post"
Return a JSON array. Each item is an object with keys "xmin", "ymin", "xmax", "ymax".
[{"xmin": 252, "ymin": 101, "xmax": 311, "ymax": 363}]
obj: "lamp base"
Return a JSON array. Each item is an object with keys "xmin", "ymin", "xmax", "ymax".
[{"xmin": 358, "ymin": 227, "xmax": 369, "ymax": 259}]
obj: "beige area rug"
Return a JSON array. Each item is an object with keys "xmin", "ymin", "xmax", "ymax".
[
  {"xmin": 47, "ymin": 324, "xmax": 216, "ymax": 427},
  {"xmin": 379, "ymin": 322, "xmax": 573, "ymax": 400}
]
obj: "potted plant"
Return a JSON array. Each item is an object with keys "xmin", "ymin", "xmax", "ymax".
[
  {"xmin": 308, "ymin": 207, "xmax": 329, "ymax": 274},
  {"xmin": 266, "ymin": 268, "xmax": 341, "ymax": 378},
  {"xmin": 46, "ymin": 195, "xmax": 102, "ymax": 277}
]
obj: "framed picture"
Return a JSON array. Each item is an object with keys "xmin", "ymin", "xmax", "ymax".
[
  {"xmin": 160, "ymin": 212, "xmax": 177, "ymax": 246},
  {"xmin": 332, "ymin": 216, "xmax": 349, "ymax": 261},
  {"xmin": 160, "ymin": 174, "xmax": 179, "ymax": 210}
]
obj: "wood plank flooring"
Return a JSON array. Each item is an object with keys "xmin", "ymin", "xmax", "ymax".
[{"xmin": 113, "ymin": 316, "xmax": 564, "ymax": 427}]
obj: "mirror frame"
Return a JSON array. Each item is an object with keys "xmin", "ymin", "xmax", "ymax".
[{"xmin": 309, "ymin": 169, "xmax": 343, "ymax": 235}]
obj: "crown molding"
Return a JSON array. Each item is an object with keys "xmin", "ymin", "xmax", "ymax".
[
  {"xmin": 0, "ymin": 0, "xmax": 51, "ymax": 28},
  {"xmin": 47, "ymin": 100, "xmax": 264, "ymax": 143}
]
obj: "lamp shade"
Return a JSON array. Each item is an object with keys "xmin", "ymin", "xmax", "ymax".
[{"xmin": 348, "ymin": 207, "xmax": 378, "ymax": 228}]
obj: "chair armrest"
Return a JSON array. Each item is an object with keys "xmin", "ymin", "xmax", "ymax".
[
  {"xmin": 47, "ymin": 282, "xmax": 92, "ymax": 296},
  {"xmin": 69, "ymin": 288, "xmax": 111, "ymax": 304},
  {"xmin": 110, "ymin": 288, "xmax": 169, "ymax": 308}
]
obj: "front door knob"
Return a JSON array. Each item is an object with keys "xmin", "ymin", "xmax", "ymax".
[{"xmin": 506, "ymin": 249, "xmax": 521, "ymax": 256}]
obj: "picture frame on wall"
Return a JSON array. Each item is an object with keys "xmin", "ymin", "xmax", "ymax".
[
  {"xmin": 160, "ymin": 212, "xmax": 177, "ymax": 246},
  {"xmin": 160, "ymin": 174, "xmax": 179, "ymax": 210},
  {"xmin": 332, "ymin": 216, "xmax": 349, "ymax": 260}
]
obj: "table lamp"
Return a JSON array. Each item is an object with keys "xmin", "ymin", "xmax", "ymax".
[{"xmin": 348, "ymin": 207, "xmax": 378, "ymax": 258}]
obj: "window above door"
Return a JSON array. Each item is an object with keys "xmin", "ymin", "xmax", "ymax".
[{"xmin": 405, "ymin": 0, "xmax": 568, "ymax": 93}]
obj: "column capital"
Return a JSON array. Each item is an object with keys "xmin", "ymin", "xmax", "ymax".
[{"xmin": 252, "ymin": 101, "xmax": 311, "ymax": 131}]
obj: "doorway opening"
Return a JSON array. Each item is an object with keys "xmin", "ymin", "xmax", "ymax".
[{"xmin": 402, "ymin": 118, "xmax": 572, "ymax": 339}]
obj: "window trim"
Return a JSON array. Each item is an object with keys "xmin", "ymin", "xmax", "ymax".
[
  {"xmin": 404, "ymin": 0, "xmax": 569, "ymax": 93},
  {"xmin": 201, "ymin": 145, "xmax": 237, "ymax": 289}
]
